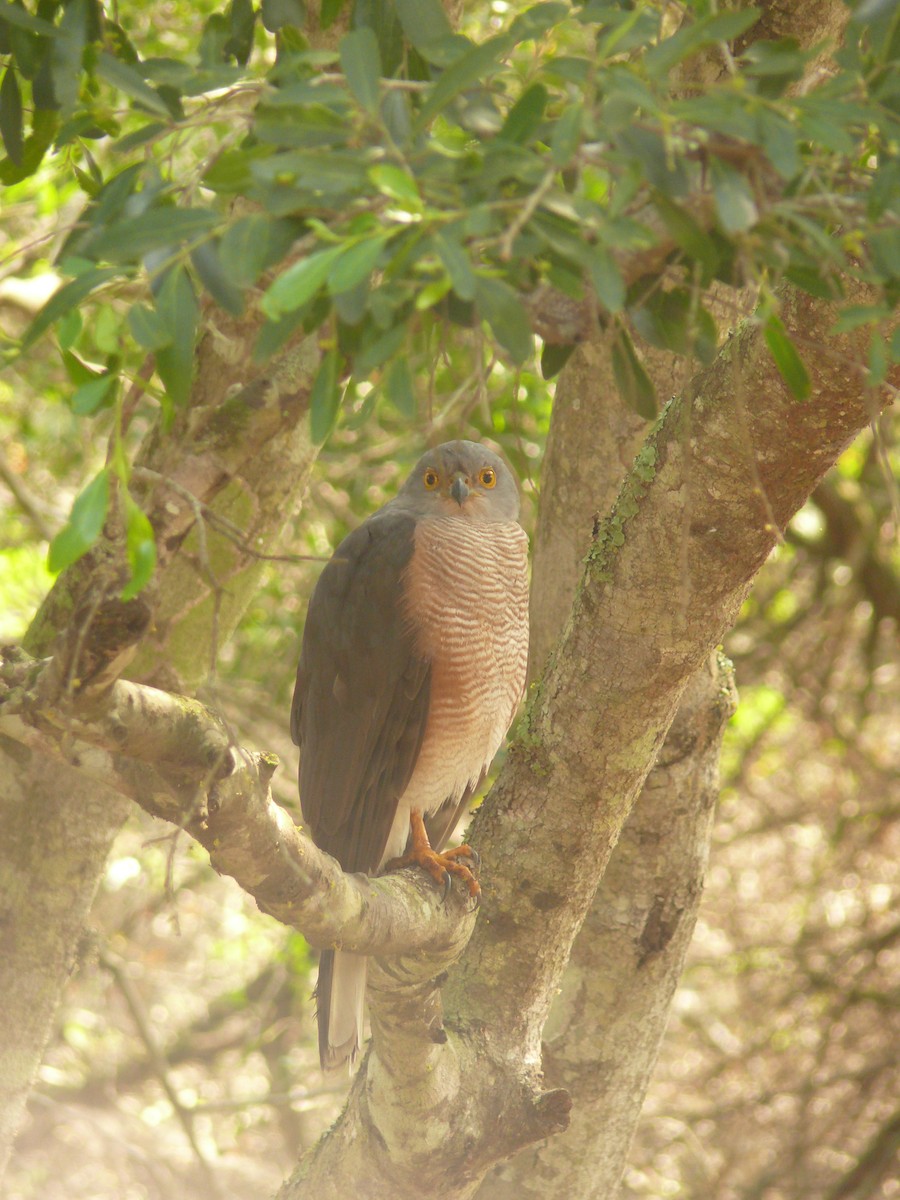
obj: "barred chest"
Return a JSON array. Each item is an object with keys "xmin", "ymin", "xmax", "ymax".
[{"xmin": 397, "ymin": 515, "xmax": 530, "ymax": 822}]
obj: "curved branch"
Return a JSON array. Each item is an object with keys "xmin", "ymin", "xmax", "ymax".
[{"xmin": 0, "ymin": 650, "xmax": 475, "ymax": 963}]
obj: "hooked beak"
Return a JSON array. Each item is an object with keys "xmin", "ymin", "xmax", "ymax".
[{"xmin": 449, "ymin": 473, "xmax": 470, "ymax": 506}]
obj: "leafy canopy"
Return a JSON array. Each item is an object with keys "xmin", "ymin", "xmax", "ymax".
[{"xmin": 1, "ymin": 0, "xmax": 898, "ymax": 589}]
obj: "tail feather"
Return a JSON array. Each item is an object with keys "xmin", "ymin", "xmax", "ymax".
[{"xmin": 315, "ymin": 949, "xmax": 367, "ymax": 1071}]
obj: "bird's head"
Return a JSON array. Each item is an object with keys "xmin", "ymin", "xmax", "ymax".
[{"xmin": 397, "ymin": 440, "xmax": 520, "ymax": 523}]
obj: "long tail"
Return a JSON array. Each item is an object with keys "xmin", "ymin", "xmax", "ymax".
[{"xmin": 315, "ymin": 949, "xmax": 367, "ymax": 1071}]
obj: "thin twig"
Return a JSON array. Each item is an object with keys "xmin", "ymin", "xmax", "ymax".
[
  {"xmin": 497, "ymin": 168, "xmax": 557, "ymax": 262},
  {"xmin": 98, "ymin": 947, "xmax": 224, "ymax": 1197},
  {"xmin": 132, "ymin": 467, "xmax": 327, "ymax": 565},
  {"xmin": 0, "ymin": 446, "xmax": 56, "ymax": 541}
]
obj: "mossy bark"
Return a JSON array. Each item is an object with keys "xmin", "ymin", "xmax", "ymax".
[{"xmin": 0, "ymin": 318, "xmax": 321, "ymax": 1174}]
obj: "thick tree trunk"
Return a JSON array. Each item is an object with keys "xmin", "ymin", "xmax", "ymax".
[
  {"xmin": 478, "ymin": 659, "xmax": 736, "ymax": 1199},
  {"xmin": 0, "ymin": 328, "xmax": 321, "ymax": 1173},
  {"xmin": 273, "ymin": 288, "xmax": 897, "ymax": 1198},
  {"xmin": 0, "ymin": 761, "xmax": 128, "ymax": 1177},
  {"xmin": 482, "ymin": 289, "xmax": 743, "ymax": 1197}
]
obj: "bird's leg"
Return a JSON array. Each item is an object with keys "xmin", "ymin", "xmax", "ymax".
[{"xmin": 385, "ymin": 809, "xmax": 481, "ymax": 899}]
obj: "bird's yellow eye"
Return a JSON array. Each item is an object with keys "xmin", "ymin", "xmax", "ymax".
[
  {"xmin": 423, "ymin": 468, "xmax": 440, "ymax": 490},
  {"xmin": 479, "ymin": 467, "xmax": 496, "ymax": 488}
]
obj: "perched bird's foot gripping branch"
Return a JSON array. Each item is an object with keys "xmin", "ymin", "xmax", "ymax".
[{"xmin": 386, "ymin": 808, "xmax": 482, "ymax": 900}]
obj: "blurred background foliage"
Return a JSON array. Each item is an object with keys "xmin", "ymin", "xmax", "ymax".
[{"xmin": 1, "ymin": 0, "xmax": 898, "ymax": 1197}]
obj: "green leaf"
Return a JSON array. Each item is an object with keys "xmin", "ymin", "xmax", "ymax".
[
  {"xmin": 344, "ymin": 379, "xmax": 380, "ymax": 430},
  {"xmin": 48, "ymin": 467, "xmax": 110, "ymax": 574},
  {"xmin": 829, "ymin": 304, "xmax": 893, "ymax": 334},
  {"xmin": 710, "ymin": 158, "xmax": 758, "ymax": 233},
  {"xmin": 617, "ymin": 126, "xmax": 690, "ymax": 196},
  {"xmin": 121, "ymin": 495, "xmax": 157, "ymax": 601},
  {"xmin": 763, "ymin": 311, "xmax": 811, "ymax": 400},
  {"xmin": 414, "ymin": 33, "xmax": 515, "ymax": 131},
  {"xmin": 87, "ymin": 207, "xmax": 219, "ymax": 263},
  {"xmin": 319, "ymin": 0, "xmax": 346, "ymax": 29},
  {"xmin": 368, "ymin": 163, "xmax": 421, "ymax": 209},
  {"xmin": 433, "ymin": 230, "xmax": 476, "ymax": 301},
  {"xmin": 784, "ymin": 265, "xmax": 842, "ymax": 301},
  {"xmin": 540, "ymin": 342, "xmax": 576, "ymax": 379},
  {"xmin": 381, "ymin": 88, "xmax": 411, "ymax": 143},
  {"xmin": 225, "ymin": 0, "xmax": 256, "ymax": 65},
  {"xmin": 0, "ymin": 64, "xmax": 23, "ymax": 164},
  {"xmin": 550, "ymin": 101, "xmax": 582, "ymax": 166},
  {"xmin": 509, "ymin": 2, "xmax": 569, "ymax": 42},
  {"xmin": 95, "ymin": 52, "xmax": 172, "ymax": 117},
  {"xmin": 385, "ymin": 356, "xmax": 416, "ymax": 417},
  {"xmin": 249, "ymin": 148, "xmax": 369, "ymax": 197},
  {"xmin": 23, "ymin": 266, "xmax": 121, "ymax": 349},
  {"xmin": 262, "ymin": 245, "xmax": 344, "ymax": 318},
  {"xmin": 199, "ymin": 13, "xmax": 230, "ymax": 68},
  {"xmin": 0, "ymin": 105, "xmax": 58, "ymax": 184},
  {"xmin": 611, "ymin": 328, "xmax": 657, "ymax": 418},
  {"xmin": 474, "ymin": 275, "xmax": 533, "ymax": 365},
  {"xmin": 56, "ymin": 309, "xmax": 82, "ymax": 350},
  {"xmin": 128, "ymin": 303, "xmax": 172, "ymax": 350},
  {"xmin": 758, "ymin": 111, "xmax": 800, "ymax": 179},
  {"xmin": 261, "ymin": 0, "xmax": 307, "ymax": 31},
  {"xmin": 62, "ymin": 349, "xmax": 100, "ymax": 386},
  {"xmin": 644, "ymin": 8, "xmax": 760, "ymax": 77},
  {"xmin": 253, "ymin": 307, "xmax": 306, "ymax": 362},
  {"xmin": 71, "ymin": 372, "xmax": 116, "ymax": 415},
  {"xmin": 51, "ymin": 0, "xmax": 90, "ymax": 116},
  {"xmin": 339, "ymin": 26, "xmax": 381, "ymax": 116},
  {"xmin": 309, "ymin": 347, "xmax": 341, "ymax": 443},
  {"xmin": 591, "ymin": 6, "xmax": 659, "ymax": 59},
  {"xmin": 498, "ymin": 82, "xmax": 548, "ymax": 144},
  {"xmin": 334, "ymin": 279, "xmax": 369, "ymax": 325},
  {"xmin": 328, "ymin": 236, "xmax": 388, "ymax": 295},
  {"xmin": 415, "ymin": 275, "xmax": 452, "ymax": 310},
  {"xmin": 352, "ymin": 322, "xmax": 405, "ymax": 375},
  {"xmin": 93, "ymin": 304, "xmax": 119, "ymax": 355},
  {"xmin": 0, "ymin": 5, "xmax": 59, "ymax": 36},
  {"xmin": 394, "ymin": 0, "xmax": 453, "ymax": 53},
  {"xmin": 632, "ymin": 289, "xmax": 718, "ymax": 364},
  {"xmin": 154, "ymin": 266, "xmax": 198, "ymax": 411},
  {"xmin": 191, "ymin": 240, "xmax": 245, "ymax": 315},
  {"xmin": 742, "ymin": 38, "xmax": 808, "ymax": 98},
  {"xmin": 219, "ymin": 214, "xmax": 297, "ymax": 287},
  {"xmin": 586, "ymin": 246, "xmax": 625, "ymax": 314},
  {"xmin": 866, "ymin": 331, "xmax": 888, "ymax": 390}
]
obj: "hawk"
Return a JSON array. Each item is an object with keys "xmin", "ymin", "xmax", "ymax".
[{"xmin": 291, "ymin": 440, "xmax": 529, "ymax": 1069}]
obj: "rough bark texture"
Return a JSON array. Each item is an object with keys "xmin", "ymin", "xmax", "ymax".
[
  {"xmin": 478, "ymin": 659, "xmax": 737, "ymax": 1199},
  {"xmin": 0, "ymin": 660, "xmax": 477, "ymax": 963},
  {"xmin": 274, "ymin": 290, "xmax": 896, "ymax": 1198},
  {"xmin": 0, "ymin": 756, "xmax": 128, "ymax": 1173},
  {"xmin": 0, "ymin": 324, "xmax": 322, "ymax": 1175},
  {"xmin": 493, "ymin": 293, "xmax": 744, "ymax": 1196},
  {"xmin": 526, "ymin": 338, "xmax": 648, "ymax": 683}
]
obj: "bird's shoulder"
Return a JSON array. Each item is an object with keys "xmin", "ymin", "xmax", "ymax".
[
  {"xmin": 291, "ymin": 504, "xmax": 422, "ymax": 744},
  {"xmin": 310, "ymin": 503, "xmax": 418, "ymax": 608}
]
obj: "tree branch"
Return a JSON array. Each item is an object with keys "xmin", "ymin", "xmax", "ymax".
[
  {"xmin": 453, "ymin": 288, "xmax": 895, "ymax": 1054},
  {"xmin": 270, "ymin": 279, "xmax": 897, "ymax": 1198},
  {"xmin": 0, "ymin": 650, "xmax": 476, "ymax": 965}
]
